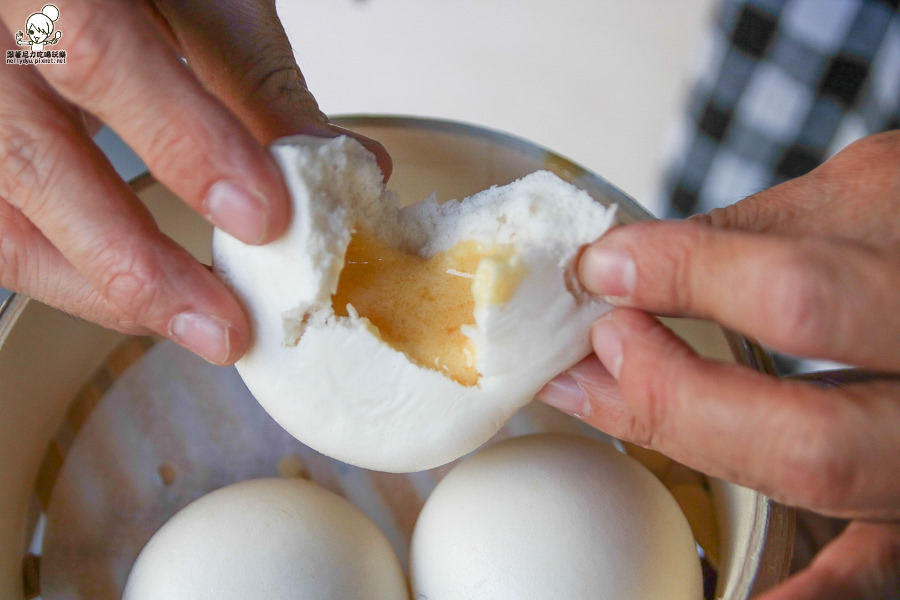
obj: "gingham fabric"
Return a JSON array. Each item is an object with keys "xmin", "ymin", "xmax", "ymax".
[{"xmin": 660, "ymin": 0, "xmax": 900, "ymax": 218}]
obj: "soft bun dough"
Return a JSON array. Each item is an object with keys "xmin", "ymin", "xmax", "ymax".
[
  {"xmin": 410, "ymin": 433, "xmax": 704, "ymax": 600},
  {"xmin": 213, "ymin": 136, "xmax": 616, "ymax": 472},
  {"xmin": 123, "ymin": 478, "xmax": 407, "ymax": 600}
]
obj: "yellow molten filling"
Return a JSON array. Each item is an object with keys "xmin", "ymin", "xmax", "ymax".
[{"xmin": 332, "ymin": 229, "xmax": 527, "ymax": 386}]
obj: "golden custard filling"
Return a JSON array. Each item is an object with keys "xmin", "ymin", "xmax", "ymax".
[{"xmin": 332, "ymin": 229, "xmax": 527, "ymax": 386}]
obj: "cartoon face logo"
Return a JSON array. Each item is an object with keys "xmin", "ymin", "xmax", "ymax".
[{"xmin": 15, "ymin": 4, "xmax": 62, "ymax": 52}]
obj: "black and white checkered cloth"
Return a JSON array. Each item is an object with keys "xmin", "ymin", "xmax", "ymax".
[{"xmin": 660, "ymin": 0, "xmax": 900, "ymax": 218}]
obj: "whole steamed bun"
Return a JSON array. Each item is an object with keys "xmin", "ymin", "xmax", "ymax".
[
  {"xmin": 123, "ymin": 478, "xmax": 407, "ymax": 600},
  {"xmin": 213, "ymin": 136, "xmax": 617, "ymax": 472},
  {"xmin": 410, "ymin": 433, "xmax": 703, "ymax": 600}
]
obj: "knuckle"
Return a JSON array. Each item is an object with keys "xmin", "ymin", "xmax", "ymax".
[
  {"xmin": 771, "ymin": 399, "xmax": 860, "ymax": 510},
  {"xmin": 249, "ymin": 62, "xmax": 324, "ymax": 120},
  {"xmin": 628, "ymin": 223, "xmax": 699, "ymax": 310},
  {"xmin": 40, "ymin": 3, "xmax": 118, "ymax": 100},
  {"xmin": 0, "ymin": 116, "xmax": 84, "ymax": 220},
  {"xmin": 90, "ymin": 241, "xmax": 163, "ymax": 316},
  {"xmin": 664, "ymin": 224, "xmax": 710, "ymax": 311},
  {"xmin": 670, "ymin": 246, "xmax": 697, "ymax": 311},
  {"xmin": 821, "ymin": 131, "xmax": 900, "ymax": 188},
  {"xmin": 249, "ymin": 56, "xmax": 301, "ymax": 97},
  {"xmin": 142, "ymin": 113, "xmax": 217, "ymax": 194},
  {"xmin": 80, "ymin": 290, "xmax": 151, "ymax": 335},
  {"xmin": 614, "ymin": 311, "xmax": 697, "ymax": 449},
  {"xmin": 632, "ymin": 372, "xmax": 674, "ymax": 443},
  {"xmin": 42, "ymin": 3, "xmax": 162, "ymax": 108},
  {"xmin": 616, "ymin": 414, "xmax": 658, "ymax": 449},
  {"xmin": 622, "ymin": 353, "xmax": 685, "ymax": 448},
  {"xmin": 239, "ymin": 31, "xmax": 306, "ymax": 94},
  {"xmin": 0, "ymin": 125, "xmax": 42, "ymax": 200},
  {"xmin": 759, "ymin": 248, "xmax": 835, "ymax": 354},
  {"xmin": 144, "ymin": 112, "xmax": 196, "ymax": 162}
]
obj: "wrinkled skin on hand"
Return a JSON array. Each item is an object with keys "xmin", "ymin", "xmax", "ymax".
[
  {"xmin": 540, "ymin": 131, "xmax": 900, "ymax": 599},
  {"xmin": 0, "ymin": 0, "xmax": 390, "ymax": 365}
]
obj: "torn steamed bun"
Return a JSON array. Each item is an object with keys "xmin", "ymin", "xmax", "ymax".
[{"xmin": 212, "ymin": 135, "xmax": 616, "ymax": 472}]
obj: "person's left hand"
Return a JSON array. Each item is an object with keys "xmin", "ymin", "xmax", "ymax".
[{"xmin": 0, "ymin": 0, "xmax": 390, "ymax": 365}]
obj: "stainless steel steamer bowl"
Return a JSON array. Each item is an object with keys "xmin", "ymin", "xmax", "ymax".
[{"xmin": 0, "ymin": 115, "xmax": 794, "ymax": 599}]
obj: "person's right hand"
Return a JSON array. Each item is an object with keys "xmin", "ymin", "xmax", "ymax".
[
  {"xmin": 539, "ymin": 130, "xmax": 900, "ymax": 599},
  {"xmin": 0, "ymin": 0, "xmax": 389, "ymax": 365}
]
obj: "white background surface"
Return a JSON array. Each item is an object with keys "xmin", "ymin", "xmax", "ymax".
[{"xmin": 277, "ymin": 0, "xmax": 718, "ymax": 214}]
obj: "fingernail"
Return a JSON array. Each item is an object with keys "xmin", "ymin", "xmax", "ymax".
[
  {"xmin": 205, "ymin": 180, "xmax": 268, "ymax": 244},
  {"xmin": 302, "ymin": 123, "xmax": 393, "ymax": 181},
  {"xmin": 169, "ymin": 312, "xmax": 233, "ymax": 365},
  {"xmin": 579, "ymin": 246, "xmax": 636, "ymax": 299},
  {"xmin": 298, "ymin": 121, "xmax": 342, "ymax": 136},
  {"xmin": 592, "ymin": 317, "xmax": 624, "ymax": 379},
  {"xmin": 537, "ymin": 373, "xmax": 592, "ymax": 418}
]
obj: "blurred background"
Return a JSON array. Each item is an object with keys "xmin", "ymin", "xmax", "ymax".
[{"xmin": 278, "ymin": 0, "xmax": 717, "ymax": 213}]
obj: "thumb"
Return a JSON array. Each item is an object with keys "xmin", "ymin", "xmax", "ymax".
[{"xmin": 152, "ymin": 0, "xmax": 391, "ymax": 177}]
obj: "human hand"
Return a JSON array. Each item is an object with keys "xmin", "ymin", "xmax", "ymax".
[
  {"xmin": 538, "ymin": 131, "xmax": 900, "ymax": 598},
  {"xmin": 0, "ymin": 0, "xmax": 390, "ymax": 365}
]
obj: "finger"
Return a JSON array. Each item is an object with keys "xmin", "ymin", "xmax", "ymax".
[
  {"xmin": 0, "ymin": 198, "xmax": 153, "ymax": 335},
  {"xmin": 0, "ymin": 0, "xmax": 290, "ymax": 245},
  {"xmin": 538, "ymin": 355, "xmax": 619, "ymax": 421},
  {"xmin": 0, "ymin": 56, "xmax": 248, "ymax": 365},
  {"xmin": 578, "ymin": 220, "xmax": 900, "ymax": 370},
  {"xmin": 151, "ymin": 0, "xmax": 393, "ymax": 178},
  {"xmin": 699, "ymin": 131, "xmax": 900, "ymax": 247},
  {"xmin": 757, "ymin": 521, "xmax": 900, "ymax": 600},
  {"xmin": 550, "ymin": 308, "xmax": 900, "ymax": 519}
]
